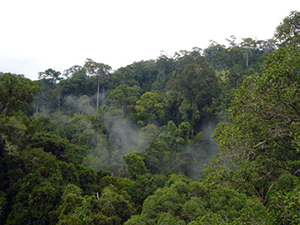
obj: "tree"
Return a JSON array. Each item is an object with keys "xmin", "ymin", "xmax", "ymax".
[
  {"xmin": 27, "ymin": 131, "xmax": 84, "ymax": 162},
  {"xmin": 110, "ymin": 66, "xmax": 138, "ymax": 88},
  {"xmin": 274, "ymin": 10, "xmax": 300, "ymax": 47},
  {"xmin": 126, "ymin": 173, "xmax": 167, "ymax": 208},
  {"xmin": 123, "ymin": 152, "xmax": 149, "ymax": 180},
  {"xmin": 138, "ymin": 121, "xmax": 202, "ymax": 177},
  {"xmin": 125, "ymin": 175, "xmax": 268, "ymax": 224},
  {"xmin": 84, "ymin": 59, "xmax": 111, "ymax": 110},
  {"xmin": 0, "ymin": 73, "xmax": 41, "ymax": 116},
  {"xmin": 36, "ymin": 69, "xmax": 64, "ymax": 114},
  {"xmin": 38, "ymin": 68, "xmax": 63, "ymax": 89},
  {"xmin": 60, "ymin": 66, "xmax": 96, "ymax": 98},
  {"xmin": 159, "ymin": 121, "xmax": 191, "ymax": 150},
  {"xmin": 98, "ymin": 185, "xmax": 134, "ymax": 223},
  {"xmin": 63, "ymin": 65, "xmax": 83, "ymax": 78},
  {"xmin": 241, "ymin": 37, "xmax": 257, "ymax": 67},
  {"xmin": 156, "ymin": 53, "xmax": 175, "ymax": 78},
  {"xmin": 0, "ymin": 74, "xmax": 41, "ymax": 155},
  {"xmin": 5, "ymin": 148, "xmax": 64, "ymax": 225},
  {"xmin": 207, "ymin": 45, "xmax": 300, "ymax": 220},
  {"xmin": 135, "ymin": 92, "xmax": 165, "ymax": 125},
  {"xmin": 57, "ymin": 184, "xmax": 109, "ymax": 224},
  {"xmin": 166, "ymin": 50, "xmax": 221, "ymax": 132},
  {"xmin": 150, "ymin": 54, "xmax": 176, "ymax": 91},
  {"xmin": 130, "ymin": 60, "xmax": 159, "ymax": 92},
  {"xmin": 107, "ymin": 84, "xmax": 142, "ymax": 113},
  {"xmin": 203, "ymin": 40, "xmax": 227, "ymax": 70}
]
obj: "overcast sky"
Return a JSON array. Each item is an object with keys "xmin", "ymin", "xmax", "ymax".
[{"xmin": 1, "ymin": 0, "xmax": 299, "ymax": 80}]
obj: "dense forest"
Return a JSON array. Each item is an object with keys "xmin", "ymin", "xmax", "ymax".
[{"xmin": 0, "ymin": 11, "xmax": 299, "ymax": 224}]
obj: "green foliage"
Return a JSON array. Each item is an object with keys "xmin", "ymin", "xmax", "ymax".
[
  {"xmin": 135, "ymin": 92, "xmax": 165, "ymax": 125},
  {"xmin": 5, "ymin": 149, "xmax": 64, "ymax": 225},
  {"xmin": 126, "ymin": 175, "xmax": 268, "ymax": 224},
  {"xmin": 123, "ymin": 152, "xmax": 149, "ymax": 179},
  {"xmin": 111, "ymin": 66, "xmax": 139, "ymax": 88},
  {"xmin": 268, "ymin": 182, "xmax": 300, "ymax": 224},
  {"xmin": 57, "ymin": 192, "xmax": 107, "ymax": 225},
  {"xmin": 60, "ymin": 65, "xmax": 96, "ymax": 97},
  {"xmin": 28, "ymin": 131, "xmax": 84, "ymax": 164},
  {"xmin": 159, "ymin": 121, "xmax": 191, "ymax": 149},
  {"xmin": 209, "ymin": 45, "xmax": 300, "ymax": 168},
  {"xmin": 137, "ymin": 123, "xmax": 161, "ymax": 148},
  {"xmin": 206, "ymin": 37, "xmax": 276, "ymax": 122},
  {"xmin": 59, "ymin": 161, "xmax": 79, "ymax": 185},
  {"xmin": 126, "ymin": 173, "xmax": 167, "ymax": 208},
  {"xmin": 107, "ymin": 84, "xmax": 142, "ymax": 113},
  {"xmin": 151, "ymin": 54, "xmax": 175, "ymax": 92},
  {"xmin": 38, "ymin": 68, "xmax": 63, "ymax": 89},
  {"xmin": 129, "ymin": 60, "xmax": 158, "ymax": 92},
  {"xmin": 84, "ymin": 58, "xmax": 112, "ymax": 110},
  {"xmin": 3, "ymin": 12, "xmax": 298, "ymax": 224},
  {"xmin": 28, "ymin": 131, "xmax": 68, "ymax": 158},
  {"xmin": 56, "ymin": 184, "xmax": 83, "ymax": 218},
  {"xmin": 156, "ymin": 212, "xmax": 185, "ymax": 225},
  {"xmin": 203, "ymin": 41, "xmax": 227, "ymax": 70},
  {"xmin": 274, "ymin": 10, "xmax": 300, "ymax": 47},
  {"xmin": 35, "ymin": 69, "xmax": 64, "ymax": 113},
  {"xmin": 0, "ymin": 73, "xmax": 41, "ymax": 116},
  {"xmin": 98, "ymin": 185, "xmax": 134, "ymax": 223},
  {"xmin": 139, "ymin": 141, "xmax": 166, "ymax": 174},
  {"xmin": 83, "ymin": 105, "xmax": 146, "ymax": 173},
  {"xmin": 165, "ymin": 50, "xmax": 221, "ymax": 131},
  {"xmin": 111, "ymin": 60, "xmax": 159, "ymax": 92},
  {"xmin": 0, "ymin": 191, "xmax": 7, "ymax": 224},
  {"xmin": 0, "ymin": 114, "xmax": 29, "ymax": 155},
  {"xmin": 138, "ymin": 121, "xmax": 214, "ymax": 178},
  {"xmin": 57, "ymin": 184, "xmax": 134, "ymax": 225},
  {"xmin": 206, "ymin": 45, "xmax": 300, "ymax": 223}
]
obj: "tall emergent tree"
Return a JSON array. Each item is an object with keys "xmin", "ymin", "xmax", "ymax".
[
  {"xmin": 38, "ymin": 68, "xmax": 63, "ymax": 89},
  {"xmin": 36, "ymin": 68, "xmax": 64, "ymax": 113},
  {"xmin": 84, "ymin": 59, "xmax": 111, "ymax": 110}
]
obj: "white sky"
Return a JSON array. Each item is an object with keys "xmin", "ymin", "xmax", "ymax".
[{"xmin": 1, "ymin": 0, "xmax": 299, "ymax": 80}]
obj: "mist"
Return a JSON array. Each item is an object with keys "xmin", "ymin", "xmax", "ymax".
[
  {"xmin": 187, "ymin": 122, "xmax": 220, "ymax": 180},
  {"xmin": 64, "ymin": 95, "xmax": 96, "ymax": 115},
  {"xmin": 83, "ymin": 110, "xmax": 156, "ymax": 173},
  {"xmin": 33, "ymin": 90, "xmax": 220, "ymax": 179}
]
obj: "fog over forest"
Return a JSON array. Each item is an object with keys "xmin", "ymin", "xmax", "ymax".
[{"xmin": 0, "ymin": 10, "xmax": 300, "ymax": 224}]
